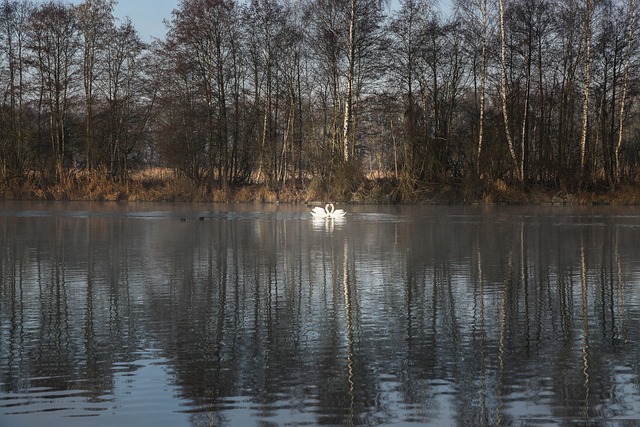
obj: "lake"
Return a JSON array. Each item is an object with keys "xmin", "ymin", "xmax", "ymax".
[{"xmin": 1, "ymin": 201, "xmax": 640, "ymax": 426}]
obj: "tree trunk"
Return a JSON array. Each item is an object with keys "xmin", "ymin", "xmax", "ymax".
[
  {"xmin": 616, "ymin": 0, "xmax": 636, "ymax": 183},
  {"xmin": 477, "ymin": 0, "xmax": 487, "ymax": 175},
  {"xmin": 342, "ymin": 0, "xmax": 356, "ymax": 163},
  {"xmin": 520, "ymin": 26, "xmax": 532, "ymax": 185},
  {"xmin": 579, "ymin": 0, "xmax": 593, "ymax": 179},
  {"xmin": 499, "ymin": 0, "xmax": 520, "ymax": 180}
]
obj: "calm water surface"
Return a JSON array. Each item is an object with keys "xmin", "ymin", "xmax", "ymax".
[{"xmin": 1, "ymin": 201, "xmax": 640, "ymax": 426}]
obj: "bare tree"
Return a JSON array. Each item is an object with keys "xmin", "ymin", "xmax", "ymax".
[
  {"xmin": 153, "ymin": 36, "xmax": 208, "ymax": 184},
  {"xmin": 0, "ymin": 0, "xmax": 32, "ymax": 177},
  {"xmin": 0, "ymin": 0, "xmax": 637, "ymax": 199},
  {"xmin": 26, "ymin": 1, "xmax": 81, "ymax": 178},
  {"xmin": 552, "ymin": 0, "xmax": 582, "ymax": 185},
  {"xmin": 341, "ymin": 0, "xmax": 356, "ymax": 162},
  {"xmin": 388, "ymin": 0, "xmax": 433, "ymax": 179},
  {"xmin": 478, "ymin": 0, "xmax": 487, "ymax": 175},
  {"xmin": 507, "ymin": 0, "xmax": 555, "ymax": 185},
  {"xmin": 306, "ymin": 0, "xmax": 385, "ymax": 166},
  {"xmin": 305, "ymin": 0, "xmax": 344, "ymax": 164},
  {"xmin": 455, "ymin": 0, "xmax": 494, "ymax": 177},
  {"xmin": 244, "ymin": 0, "xmax": 291, "ymax": 188},
  {"xmin": 74, "ymin": 0, "xmax": 114, "ymax": 170},
  {"xmin": 616, "ymin": 0, "xmax": 636, "ymax": 183},
  {"xmin": 499, "ymin": 0, "xmax": 520, "ymax": 181},
  {"xmin": 102, "ymin": 19, "xmax": 146, "ymax": 180},
  {"xmin": 274, "ymin": 0, "xmax": 305, "ymax": 189},
  {"xmin": 166, "ymin": 0, "xmax": 238, "ymax": 188},
  {"xmin": 579, "ymin": 0, "xmax": 593, "ymax": 178}
]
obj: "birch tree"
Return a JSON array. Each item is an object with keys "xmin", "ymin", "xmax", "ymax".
[
  {"xmin": 455, "ymin": 0, "xmax": 493, "ymax": 176},
  {"xmin": 499, "ymin": 0, "xmax": 520, "ymax": 181},
  {"xmin": 579, "ymin": 0, "xmax": 593, "ymax": 178},
  {"xmin": 307, "ymin": 0, "xmax": 384, "ymax": 166},
  {"xmin": 478, "ymin": 0, "xmax": 487, "ymax": 175},
  {"xmin": 616, "ymin": 0, "xmax": 636, "ymax": 183},
  {"xmin": 342, "ymin": 0, "xmax": 356, "ymax": 162}
]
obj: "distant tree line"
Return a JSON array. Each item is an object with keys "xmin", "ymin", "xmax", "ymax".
[{"xmin": 1, "ymin": 0, "xmax": 639, "ymax": 200}]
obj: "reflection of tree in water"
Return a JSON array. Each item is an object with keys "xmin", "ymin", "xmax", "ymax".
[
  {"xmin": 0, "ymin": 216, "xmax": 143, "ymax": 401},
  {"xmin": 2, "ymin": 208, "xmax": 640, "ymax": 425},
  {"xmin": 449, "ymin": 214, "xmax": 636, "ymax": 426},
  {"xmin": 154, "ymin": 217, "xmax": 386, "ymax": 425}
]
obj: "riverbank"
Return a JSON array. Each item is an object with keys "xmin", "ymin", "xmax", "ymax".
[{"xmin": 3, "ymin": 167, "xmax": 640, "ymax": 205}]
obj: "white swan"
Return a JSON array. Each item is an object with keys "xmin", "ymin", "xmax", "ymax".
[{"xmin": 310, "ymin": 203, "xmax": 346, "ymax": 218}]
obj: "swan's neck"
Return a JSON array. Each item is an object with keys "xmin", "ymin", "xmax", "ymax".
[{"xmin": 326, "ymin": 203, "xmax": 335, "ymax": 215}]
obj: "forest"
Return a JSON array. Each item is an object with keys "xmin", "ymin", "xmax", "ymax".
[{"xmin": 0, "ymin": 0, "xmax": 639, "ymax": 203}]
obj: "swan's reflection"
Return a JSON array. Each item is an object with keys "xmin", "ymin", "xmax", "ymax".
[{"xmin": 312, "ymin": 216, "xmax": 346, "ymax": 232}]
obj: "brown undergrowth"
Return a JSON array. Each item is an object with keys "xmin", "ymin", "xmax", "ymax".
[{"xmin": 2, "ymin": 167, "xmax": 640, "ymax": 205}]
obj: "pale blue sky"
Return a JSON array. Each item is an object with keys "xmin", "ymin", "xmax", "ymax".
[
  {"xmin": 34, "ymin": 0, "xmax": 453, "ymax": 42},
  {"xmin": 32, "ymin": 0, "xmax": 177, "ymax": 41},
  {"xmin": 114, "ymin": 0, "xmax": 453, "ymax": 41},
  {"xmin": 112, "ymin": 0, "xmax": 176, "ymax": 41}
]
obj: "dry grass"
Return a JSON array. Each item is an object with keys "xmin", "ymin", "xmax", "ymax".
[
  {"xmin": 611, "ymin": 185, "xmax": 640, "ymax": 204},
  {"xmin": 4, "ymin": 166, "xmax": 640, "ymax": 205},
  {"xmin": 480, "ymin": 179, "xmax": 526, "ymax": 204}
]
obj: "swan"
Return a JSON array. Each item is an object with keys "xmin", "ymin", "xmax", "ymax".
[
  {"xmin": 310, "ymin": 203, "xmax": 346, "ymax": 218},
  {"xmin": 311, "ymin": 206, "xmax": 327, "ymax": 217}
]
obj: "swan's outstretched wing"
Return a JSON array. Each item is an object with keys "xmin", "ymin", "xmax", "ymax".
[
  {"xmin": 311, "ymin": 206, "xmax": 326, "ymax": 217},
  {"xmin": 312, "ymin": 206, "xmax": 325, "ymax": 214},
  {"xmin": 332, "ymin": 209, "xmax": 346, "ymax": 217}
]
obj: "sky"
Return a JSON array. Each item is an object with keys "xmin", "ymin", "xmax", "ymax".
[
  {"xmin": 32, "ymin": 0, "xmax": 179, "ymax": 41},
  {"xmin": 111, "ymin": 0, "xmax": 177, "ymax": 41},
  {"xmin": 110, "ymin": 0, "xmax": 454, "ymax": 41},
  {"xmin": 33, "ymin": 0, "xmax": 453, "ymax": 43}
]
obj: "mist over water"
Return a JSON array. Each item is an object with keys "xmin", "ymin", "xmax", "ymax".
[{"xmin": 1, "ymin": 202, "xmax": 640, "ymax": 426}]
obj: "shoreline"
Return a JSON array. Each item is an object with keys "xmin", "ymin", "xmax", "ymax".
[
  {"xmin": 3, "ymin": 168, "xmax": 640, "ymax": 206},
  {"xmin": 3, "ymin": 184, "xmax": 640, "ymax": 207}
]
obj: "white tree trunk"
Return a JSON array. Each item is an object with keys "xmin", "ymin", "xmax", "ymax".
[
  {"xmin": 499, "ymin": 0, "xmax": 519, "ymax": 179},
  {"xmin": 580, "ymin": 0, "xmax": 593, "ymax": 176},
  {"xmin": 342, "ymin": 0, "xmax": 356, "ymax": 163},
  {"xmin": 477, "ymin": 0, "xmax": 487, "ymax": 175},
  {"xmin": 616, "ymin": 0, "xmax": 636, "ymax": 183}
]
